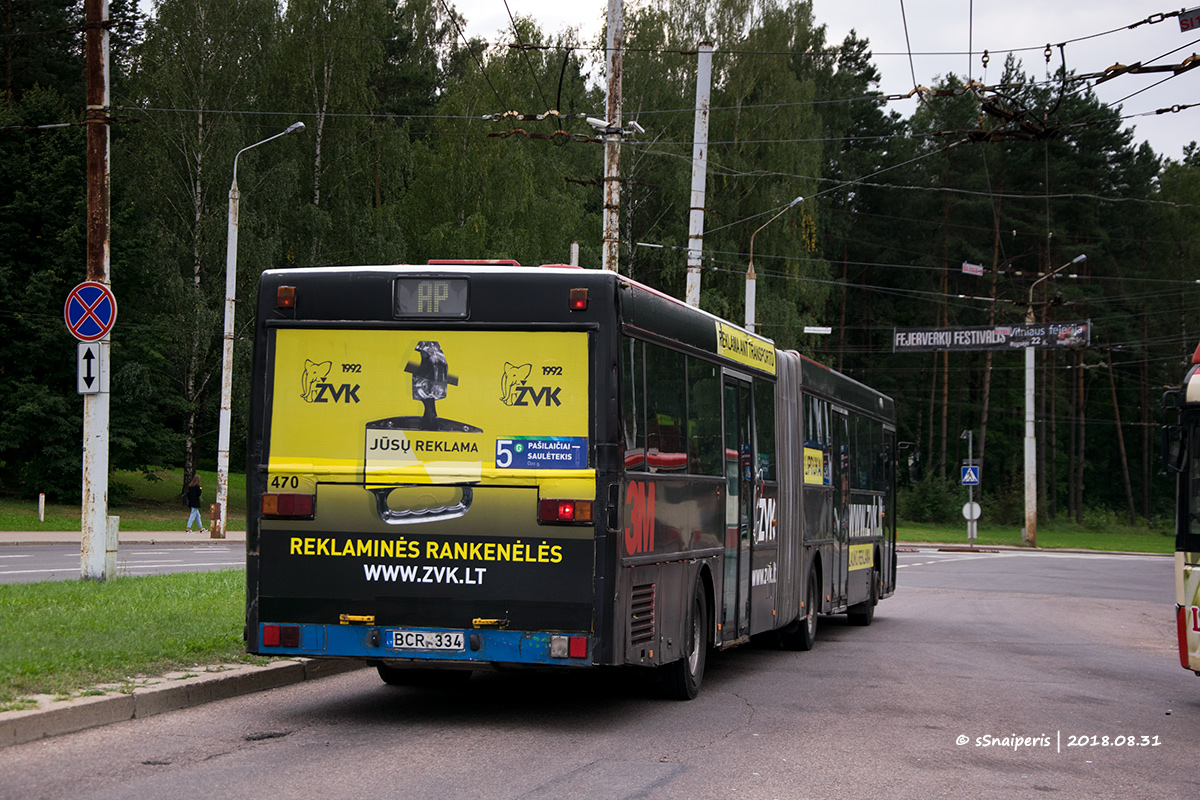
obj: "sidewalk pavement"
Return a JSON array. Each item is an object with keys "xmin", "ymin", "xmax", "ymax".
[{"xmin": 0, "ymin": 529, "xmax": 247, "ymax": 546}]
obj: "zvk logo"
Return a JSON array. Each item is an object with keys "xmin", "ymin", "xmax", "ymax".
[
  {"xmin": 499, "ymin": 361, "xmax": 562, "ymax": 407},
  {"xmin": 301, "ymin": 359, "xmax": 360, "ymax": 404}
]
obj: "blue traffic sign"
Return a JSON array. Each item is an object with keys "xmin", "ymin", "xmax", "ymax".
[
  {"xmin": 64, "ymin": 281, "xmax": 117, "ymax": 342},
  {"xmin": 961, "ymin": 466, "xmax": 980, "ymax": 486}
]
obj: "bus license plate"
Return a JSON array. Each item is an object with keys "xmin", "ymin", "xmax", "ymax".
[{"xmin": 386, "ymin": 630, "xmax": 465, "ymax": 652}]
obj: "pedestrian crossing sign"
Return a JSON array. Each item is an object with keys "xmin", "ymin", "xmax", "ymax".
[{"xmin": 961, "ymin": 466, "xmax": 980, "ymax": 485}]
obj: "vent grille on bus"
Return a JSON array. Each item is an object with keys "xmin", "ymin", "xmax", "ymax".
[{"xmin": 630, "ymin": 583, "xmax": 656, "ymax": 645}]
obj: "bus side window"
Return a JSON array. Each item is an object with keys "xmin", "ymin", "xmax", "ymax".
[
  {"xmin": 645, "ymin": 344, "xmax": 687, "ymax": 472},
  {"xmin": 688, "ymin": 357, "xmax": 722, "ymax": 475},
  {"xmin": 620, "ymin": 337, "xmax": 645, "ymax": 471},
  {"xmin": 754, "ymin": 378, "xmax": 775, "ymax": 481},
  {"xmin": 871, "ymin": 420, "xmax": 885, "ymax": 491}
]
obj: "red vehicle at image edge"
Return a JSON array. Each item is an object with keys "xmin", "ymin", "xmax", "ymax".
[{"xmin": 244, "ymin": 262, "xmax": 898, "ymax": 699}]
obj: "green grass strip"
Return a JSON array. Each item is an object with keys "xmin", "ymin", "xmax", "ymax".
[
  {"xmin": 897, "ymin": 522, "xmax": 1174, "ymax": 553},
  {"xmin": 0, "ymin": 570, "xmax": 252, "ymax": 704},
  {"xmin": 0, "ymin": 468, "xmax": 246, "ymax": 531}
]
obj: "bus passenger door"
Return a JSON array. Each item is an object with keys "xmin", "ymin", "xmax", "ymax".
[
  {"xmin": 721, "ymin": 377, "xmax": 754, "ymax": 643},
  {"xmin": 831, "ymin": 408, "xmax": 849, "ymax": 607}
]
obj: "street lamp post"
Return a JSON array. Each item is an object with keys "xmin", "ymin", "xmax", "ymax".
[
  {"xmin": 745, "ymin": 196, "xmax": 803, "ymax": 332},
  {"xmin": 1022, "ymin": 253, "xmax": 1085, "ymax": 547},
  {"xmin": 214, "ymin": 121, "xmax": 305, "ymax": 538}
]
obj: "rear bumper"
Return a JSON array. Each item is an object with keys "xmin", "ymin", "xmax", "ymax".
[{"xmin": 253, "ymin": 622, "xmax": 594, "ymax": 667}]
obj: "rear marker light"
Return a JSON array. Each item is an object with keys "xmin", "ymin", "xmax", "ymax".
[
  {"xmin": 549, "ymin": 635, "xmax": 588, "ymax": 659},
  {"xmin": 262, "ymin": 493, "xmax": 315, "ymax": 518},
  {"xmin": 262, "ymin": 624, "xmax": 300, "ymax": 648},
  {"xmin": 569, "ymin": 288, "xmax": 588, "ymax": 311},
  {"xmin": 280, "ymin": 625, "xmax": 301, "ymax": 648},
  {"xmin": 538, "ymin": 499, "xmax": 593, "ymax": 523},
  {"xmin": 276, "ymin": 285, "xmax": 296, "ymax": 308}
]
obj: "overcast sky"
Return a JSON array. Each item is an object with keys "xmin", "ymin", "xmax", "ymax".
[{"xmin": 453, "ymin": 0, "xmax": 1200, "ymax": 160}]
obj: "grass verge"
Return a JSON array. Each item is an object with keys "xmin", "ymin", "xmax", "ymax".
[
  {"xmin": 0, "ymin": 570, "xmax": 255, "ymax": 707},
  {"xmin": 897, "ymin": 521, "xmax": 1174, "ymax": 553},
  {"xmin": 0, "ymin": 469, "xmax": 246, "ymax": 532}
]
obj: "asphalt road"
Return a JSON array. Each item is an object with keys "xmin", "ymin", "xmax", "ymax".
[
  {"xmin": 0, "ymin": 544, "xmax": 245, "ymax": 583},
  {"xmin": 1, "ymin": 548, "xmax": 1195, "ymax": 800}
]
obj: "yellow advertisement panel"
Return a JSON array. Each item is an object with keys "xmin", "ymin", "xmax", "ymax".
[
  {"xmin": 849, "ymin": 543, "xmax": 874, "ymax": 571},
  {"xmin": 268, "ymin": 329, "xmax": 590, "ymax": 487},
  {"xmin": 715, "ymin": 321, "xmax": 776, "ymax": 375},
  {"xmin": 803, "ymin": 446, "xmax": 826, "ymax": 486}
]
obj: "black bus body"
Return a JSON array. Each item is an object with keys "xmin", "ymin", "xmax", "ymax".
[{"xmin": 245, "ymin": 263, "xmax": 896, "ymax": 698}]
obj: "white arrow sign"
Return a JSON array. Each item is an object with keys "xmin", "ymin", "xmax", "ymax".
[{"xmin": 77, "ymin": 342, "xmax": 108, "ymax": 395}]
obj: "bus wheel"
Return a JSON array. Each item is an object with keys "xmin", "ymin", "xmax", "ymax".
[
  {"xmin": 376, "ymin": 665, "xmax": 472, "ymax": 688},
  {"xmin": 847, "ymin": 567, "xmax": 879, "ymax": 627},
  {"xmin": 662, "ymin": 581, "xmax": 708, "ymax": 700},
  {"xmin": 782, "ymin": 572, "xmax": 818, "ymax": 651}
]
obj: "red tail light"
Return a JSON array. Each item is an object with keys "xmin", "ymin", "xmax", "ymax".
[
  {"xmin": 568, "ymin": 635, "xmax": 588, "ymax": 658},
  {"xmin": 538, "ymin": 498, "xmax": 593, "ymax": 523},
  {"xmin": 262, "ymin": 493, "xmax": 315, "ymax": 518},
  {"xmin": 261, "ymin": 624, "xmax": 300, "ymax": 647}
]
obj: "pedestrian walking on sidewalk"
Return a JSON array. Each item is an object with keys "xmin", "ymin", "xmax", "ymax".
[{"xmin": 185, "ymin": 475, "xmax": 207, "ymax": 534}]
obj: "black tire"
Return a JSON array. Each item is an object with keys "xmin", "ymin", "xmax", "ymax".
[
  {"xmin": 847, "ymin": 567, "xmax": 879, "ymax": 627},
  {"xmin": 662, "ymin": 580, "xmax": 708, "ymax": 700},
  {"xmin": 787, "ymin": 571, "xmax": 819, "ymax": 651},
  {"xmin": 376, "ymin": 664, "xmax": 472, "ymax": 688}
]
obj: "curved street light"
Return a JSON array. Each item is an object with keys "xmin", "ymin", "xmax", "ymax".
[
  {"xmin": 745, "ymin": 196, "xmax": 803, "ymax": 332},
  {"xmin": 214, "ymin": 122, "xmax": 305, "ymax": 538}
]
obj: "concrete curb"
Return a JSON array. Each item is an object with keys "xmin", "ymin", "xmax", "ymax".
[{"xmin": 1, "ymin": 658, "xmax": 366, "ymax": 749}]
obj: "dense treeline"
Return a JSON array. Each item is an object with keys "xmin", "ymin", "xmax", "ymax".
[{"xmin": 3, "ymin": 0, "xmax": 1199, "ymax": 527}]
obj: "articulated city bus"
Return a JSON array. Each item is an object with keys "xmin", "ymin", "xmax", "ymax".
[
  {"xmin": 245, "ymin": 262, "xmax": 896, "ymax": 698},
  {"xmin": 1163, "ymin": 343, "xmax": 1200, "ymax": 676}
]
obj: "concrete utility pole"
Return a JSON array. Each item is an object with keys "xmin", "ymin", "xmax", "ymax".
[
  {"xmin": 685, "ymin": 43, "xmax": 713, "ymax": 307},
  {"xmin": 81, "ymin": 0, "xmax": 112, "ymax": 581},
  {"xmin": 1023, "ymin": 253, "xmax": 1086, "ymax": 547},
  {"xmin": 602, "ymin": 0, "xmax": 623, "ymax": 273}
]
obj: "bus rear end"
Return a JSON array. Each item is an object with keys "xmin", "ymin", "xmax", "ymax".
[{"xmin": 245, "ymin": 266, "xmax": 604, "ymax": 679}]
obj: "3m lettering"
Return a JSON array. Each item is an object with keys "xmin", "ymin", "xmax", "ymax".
[{"xmin": 624, "ymin": 480, "xmax": 656, "ymax": 555}]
